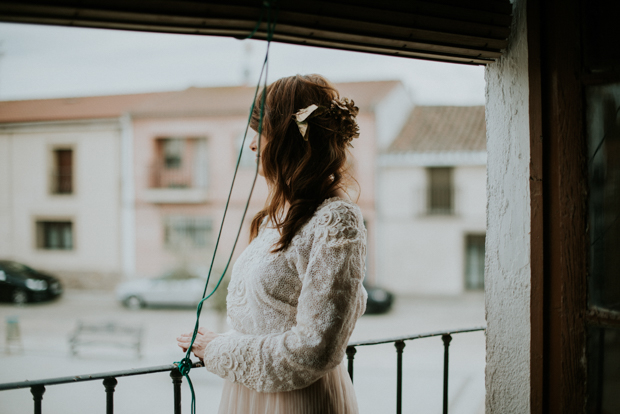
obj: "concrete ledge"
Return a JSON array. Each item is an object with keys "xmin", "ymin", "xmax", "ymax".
[{"xmin": 142, "ymin": 188, "xmax": 208, "ymax": 204}]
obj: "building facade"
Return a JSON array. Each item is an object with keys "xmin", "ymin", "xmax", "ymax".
[
  {"xmin": 128, "ymin": 81, "xmax": 410, "ymax": 283},
  {"xmin": 377, "ymin": 106, "xmax": 486, "ymax": 295},
  {"xmin": 0, "ymin": 118, "xmax": 125, "ymax": 288},
  {"xmin": 0, "ymin": 81, "xmax": 411, "ymax": 288}
]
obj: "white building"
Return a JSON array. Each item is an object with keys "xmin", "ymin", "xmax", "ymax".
[
  {"xmin": 376, "ymin": 106, "xmax": 486, "ymax": 295},
  {"xmin": 0, "ymin": 93, "xmax": 157, "ymax": 288}
]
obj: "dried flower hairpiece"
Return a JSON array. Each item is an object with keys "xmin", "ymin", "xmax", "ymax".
[
  {"xmin": 329, "ymin": 98, "xmax": 360, "ymax": 147},
  {"xmin": 292, "ymin": 98, "xmax": 359, "ymax": 146}
]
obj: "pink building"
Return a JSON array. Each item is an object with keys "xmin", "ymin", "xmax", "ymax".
[{"xmin": 128, "ymin": 82, "xmax": 410, "ymax": 284}]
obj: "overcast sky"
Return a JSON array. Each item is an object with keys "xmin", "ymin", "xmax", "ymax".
[{"xmin": 0, "ymin": 22, "xmax": 486, "ymax": 105}]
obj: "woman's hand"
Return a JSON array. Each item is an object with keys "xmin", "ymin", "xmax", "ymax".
[{"xmin": 177, "ymin": 327, "xmax": 219, "ymax": 362}]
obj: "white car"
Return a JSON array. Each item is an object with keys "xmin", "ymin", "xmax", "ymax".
[{"xmin": 116, "ymin": 271, "xmax": 209, "ymax": 309}]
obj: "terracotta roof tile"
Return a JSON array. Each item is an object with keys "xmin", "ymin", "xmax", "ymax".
[
  {"xmin": 0, "ymin": 92, "xmax": 171, "ymax": 123},
  {"xmin": 388, "ymin": 106, "xmax": 486, "ymax": 153},
  {"xmin": 0, "ymin": 81, "xmax": 401, "ymax": 123}
]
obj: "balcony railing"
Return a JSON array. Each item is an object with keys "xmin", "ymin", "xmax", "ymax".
[
  {"xmin": 50, "ymin": 172, "xmax": 73, "ymax": 194},
  {"xmin": 427, "ymin": 185, "xmax": 454, "ymax": 215},
  {"xmin": 346, "ymin": 327, "xmax": 485, "ymax": 414},
  {"xmin": 0, "ymin": 361, "xmax": 204, "ymax": 414},
  {"xmin": 145, "ymin": 162, "xmax": 208, "ymax": 203},
  {"xmin": 149, "ymin": 164, "xmax": 200, "ymax": 189},
  {"xmin": 0, "ymin": 327, "xmax": 484, "ymax": 414}
]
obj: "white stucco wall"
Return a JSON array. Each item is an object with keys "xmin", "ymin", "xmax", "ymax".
[
  {"xmin": 376, "ymin": 163, "xmax": 486, "ymax": 294},
  {"xmin": 484, "ymin": 0, "xmax": 531, "ymax": 411},
  {"xmin": 0, "ymin": 119, "xmax": 124, "ymax": 288},
  {"xmin": 374, "ymin": 84, "xmax": 413, "ymax": 150}
]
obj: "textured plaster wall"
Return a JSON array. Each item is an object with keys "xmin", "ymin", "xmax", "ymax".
[
  {"xmin": 376, "ymin": 164, "xmax": 486, "ymax": 294},
  {"xmin": 484, "ymin": 0, "xmax": 531, "ymax": 411}
]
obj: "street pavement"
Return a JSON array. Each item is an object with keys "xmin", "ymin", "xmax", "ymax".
[{"xmin": 0, "ymin": 290, "xmax": 485, "ymax": 414}]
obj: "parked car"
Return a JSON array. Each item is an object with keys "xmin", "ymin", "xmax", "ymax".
[
  {"xmin": 0, "ymin": 260, "xmax": 63, "ymax": 304},
  {"xmin": 364, "ymin": 284, "xmax": 394, "ymax": 315},
  {"xmin": 117, "ymin": 269, "xmax": 209, "ymax": 309}
]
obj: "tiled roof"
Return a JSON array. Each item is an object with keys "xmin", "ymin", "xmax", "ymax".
[
  {"xmin": 0, "ymin": 81, "xmax": 401, "ymax": 123},
  {"xmin": 388, "ymin": 106, "xmax": 486, "ymax": 153},
  {"xmin": 0, "ymin": 92, "xmax": 170, "ymax": 124}
]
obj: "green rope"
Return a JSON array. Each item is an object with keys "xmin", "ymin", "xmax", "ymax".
[{"xmin": 175, "ymin": 2, "xmax": 278, "ymax": 413}]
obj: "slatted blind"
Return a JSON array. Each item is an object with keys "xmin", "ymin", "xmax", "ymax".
[{"xmin": 0, "ymin": 0, "xmax": 512, "ymax": 65}]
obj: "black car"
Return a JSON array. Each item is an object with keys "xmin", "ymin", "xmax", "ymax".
[
  {"xmin": 364, "ymin": 284, "xmax": 394, "ymax": 315},
  {"xmin": 0, "ymin": 261, "xmax": 63, "ymax": 304}
]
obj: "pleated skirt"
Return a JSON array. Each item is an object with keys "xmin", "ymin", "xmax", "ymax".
[{"xmin": 217, "ymin": 362, "xmax": 359, "ymax": 414}]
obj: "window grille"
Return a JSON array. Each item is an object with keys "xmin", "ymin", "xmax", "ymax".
[
  {"xmin": 52, "ymin": 149, "xmax": 73, "ymax": 194},
  {"xmin": 162, "ymin": 138, "xmax": 184, "ymax": 169},
  {"xmin": 151, "ymin": 138, "xmax": 207, "ymax": 189},
  {"xmin": 427, "ymin": 167, "xmax": 454, "ymax": 215}
]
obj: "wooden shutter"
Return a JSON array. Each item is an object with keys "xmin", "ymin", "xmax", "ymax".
[{"xmin": 0, "ymin": 0, "xmax": 512, "ymax": 65}]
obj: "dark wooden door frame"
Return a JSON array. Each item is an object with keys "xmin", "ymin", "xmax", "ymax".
[
  {"xmin": 527, "ymin": 0, "xmax": 544, "ymax": 411},
  {"xmin": 529, "ymin": 0, "xmax": 590, "ymax": 412}
]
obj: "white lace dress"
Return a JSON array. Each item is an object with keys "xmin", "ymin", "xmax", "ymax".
[{"xmin": 203, "ymin": 197, "xmax": 368, "ymax": 414}]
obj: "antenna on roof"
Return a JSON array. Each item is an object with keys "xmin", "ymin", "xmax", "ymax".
[{"xmin": 241, "ymin": 40, "xmax": 253, "ymax": 86}]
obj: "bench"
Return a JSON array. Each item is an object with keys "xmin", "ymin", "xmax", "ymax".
[{"xmin": 69, "ymin": 321, "xmax": 143, "ymax": 358}]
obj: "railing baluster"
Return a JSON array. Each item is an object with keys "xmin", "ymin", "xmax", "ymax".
[
  {"xmin": 442, "ymin": 334, "xmax": 452, "ymax": 414},
  {"xmin": 394, "ymin": 340, "xmax": 406, "ymax": 414},
  {"xmin": 346, "ymin": 346, "xmax": 357, "ymax": 383},
  {"xmin": 103, "ymin": 377, "xmax": 117, "ymax": 414},
  {"xmin": 171, "ymin": 368, "xmax": 183, "ymax": 414},
  {"xmin": 0, "ymin": 329, "xmax": 484, "ymax": 414},
  {"xmin": 30, "ymin": 385, "xmax": 45, "ymax": 414}
]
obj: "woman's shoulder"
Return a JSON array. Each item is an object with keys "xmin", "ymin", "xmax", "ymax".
[
  {"xmin": 315, "ymin": 196, "xmax": 362, "ymax": 221},
  {"xmin": 305, "ymin": 197, "xmax": 365, "ymax": 244}
]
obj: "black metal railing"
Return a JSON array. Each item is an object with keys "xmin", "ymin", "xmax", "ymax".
[
  {"xmin": 0, "ymin": 361, "xmax": 203, "ymax": 414},
  {"xmin": 346, "ymin": 327, "xmax": 486, "ymax": 414},
  {"xmin": 51, "ymin": 172, "xmax": 73, "ymax": 194},
  {"xmin": 0, "ymin": 327, "xmax": 484, "ymax": 414}
]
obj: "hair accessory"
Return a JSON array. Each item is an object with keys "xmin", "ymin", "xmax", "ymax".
[
  {"xmin": 330, "ymin": 98, "xmax": 360, "ymax": 147},
  {"xmin": 292, "ymin": 99, "xmax": 360, "ymax": 146},
  {"xmin": 293, "ymin": 104, "xmax": 326, "ymax": 140}
]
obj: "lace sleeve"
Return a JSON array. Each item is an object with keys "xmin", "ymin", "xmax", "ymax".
[{"xmin": 202, "ymin": 202, "xmax": 368, "ymax": 392}]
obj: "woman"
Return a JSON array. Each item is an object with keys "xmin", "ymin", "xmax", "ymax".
[{"xmin": 177, "ymin": 74, "xmax": 367, "ymax": 414}]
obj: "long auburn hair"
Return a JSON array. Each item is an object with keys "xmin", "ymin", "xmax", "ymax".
[{"xmin": 249, "ymin": 74, "xmax": 359, "ymax": 252}]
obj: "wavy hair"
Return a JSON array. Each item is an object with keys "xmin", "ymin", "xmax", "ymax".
[{"xmin": 249, "ymin": 74, "xmax": 359, "ymax": 252}]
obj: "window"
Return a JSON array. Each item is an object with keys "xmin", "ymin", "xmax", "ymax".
[
  {"xmin": 586, "ymin": 83, "xmax": 620, "ymax": 412},
  {"xmin": 162, "ymin": 138, "xmax": 184, "ymax": 169},
  {"xmin": 427, "ymin": 167, "xmax": 453, "ymax": 215},
  {"xmin": 465, "ymin": 234, "xmax": 485, "ymax": 290},
  {"xmin": 52, "ymin": 148, "xmax": 73, "ymax": 194},
  {"xmin": 37, "ymin": 221, "xmax": 73, "ymax": 250},
  {"xmin": 165, "ymin": 217, "xmax": 213, "ymax": 249},
  {"xmin": 151, "ymin": 138, "xmax": 207, "ymax": 189}
]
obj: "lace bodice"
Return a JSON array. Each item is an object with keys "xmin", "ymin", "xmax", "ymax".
[{"xmin": 203, "ymin": 197, "xmax": 368, "ymax": 393}]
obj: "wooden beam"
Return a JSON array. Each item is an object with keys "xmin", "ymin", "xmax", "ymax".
[{"xmin": 0, "ymin": 0, "xmax": 512, "ymax": 65}]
